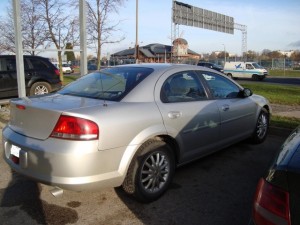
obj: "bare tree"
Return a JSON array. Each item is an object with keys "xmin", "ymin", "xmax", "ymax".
[
  {"xmin": 86, "ymin": 0, "xmax": 126, "ymax": 69},
  {"xmin": 37, "ymin": 0, "xmax": 79, "ymax": 81},
  {"xmin": 0, "ymin": 0, "xmax": 48, "ymax": 55}
]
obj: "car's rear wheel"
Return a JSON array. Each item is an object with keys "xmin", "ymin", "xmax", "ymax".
[
  {"xmin": 122, "ymin": 139, "xmax": 175, "ymax": 202},
  {"xmin": 250, "ymin": 108, "xmax": 269, "ymax": 144},
  {"xmin": 30, "ymin": 82, "xmax": 51, "ymax": 95},
  {"xmin": 227, "ymin": 73, "xmax": 233, "ymax": 79}
]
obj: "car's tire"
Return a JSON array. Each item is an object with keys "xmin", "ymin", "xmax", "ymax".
[
  {"xmin": 227, "ymin": 73, "xmax": 233, "ymax": 79},
  {"xmin": 250, "ymin": 108, "xmax": 269, "ymax": 144},
  {"xmin": 122, "ymin": 139, "xmax": 175, "ymax": 203},
  {"xmin": 30, "ymin": 82, "xmax": 51, "ymax": 96}
]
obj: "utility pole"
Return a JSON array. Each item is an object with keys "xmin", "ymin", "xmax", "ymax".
[
  {"xmin": 222, "ymin": 44, "xmax": 226, "ymax": 63},
  {"xmin": 135, "ymin": 0, "xmax": 139, "ymax": 63}
]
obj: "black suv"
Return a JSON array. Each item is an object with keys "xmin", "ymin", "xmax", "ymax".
[
  {"xmin": 0, "ymin": 55, "xmax": 62, "ymax": 98},
  {"xmin": 197, "ymin": 62, "xmax": 224, "ymax": 73}
]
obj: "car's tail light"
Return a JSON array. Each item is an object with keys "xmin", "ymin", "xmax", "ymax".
[
  {"xmin": 54, "ymin": 69, "xmax": 60, "ymax": 76},
  {"xmin": 253, "ymin": 178, "xmax": 291, "ymax": 225},
  {"xmin": 50, "ymin": 115, "xmax": 99, "ymax": 140}
]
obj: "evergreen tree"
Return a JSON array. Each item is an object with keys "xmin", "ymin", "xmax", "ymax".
[{"xmin": 65, "ymin": 42, "xmax": 75, "ymax": 62}]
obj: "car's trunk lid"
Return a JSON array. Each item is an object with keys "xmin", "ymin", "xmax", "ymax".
[{"xmin": 9, "ymin": 94, "xmax": 108, "ymax": 140}]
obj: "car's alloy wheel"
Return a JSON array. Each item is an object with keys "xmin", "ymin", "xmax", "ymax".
[
  {"xmin": 251, "ymin": 108, "xmax": 269, "ymax": 144},
  {"xmin": 30, "ymin": 82, "xmax": 51, "ymax": 95},
  {"xmin": 122, "ymin": 139, "xmax": 175, "ymax": 202},
  {"xmin": 139, "ymin": 150, "xmax": 170, "ymax": 194}
]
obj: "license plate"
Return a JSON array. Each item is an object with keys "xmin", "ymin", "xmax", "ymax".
[{"xmin": 11, "ymin": 145, "xmax": 21, "ymax": 158}]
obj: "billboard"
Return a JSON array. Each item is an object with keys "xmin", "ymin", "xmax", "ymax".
[{"xmin": 173, "ymin": 1, "xmax": 234, "ymax": 34}]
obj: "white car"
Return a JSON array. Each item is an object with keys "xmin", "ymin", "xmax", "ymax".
[{"xmin": 52, "ymin": 62, "xmax": 72, "ymax": 74}]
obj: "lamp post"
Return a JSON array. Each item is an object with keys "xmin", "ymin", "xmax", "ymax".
[
  {"xmin": 222, "ymin": 44, "xmax": 226, "ymax": 63},
  {"xmin": 135, "ymin": 0, "xmax": 139, "ymax": 64}
]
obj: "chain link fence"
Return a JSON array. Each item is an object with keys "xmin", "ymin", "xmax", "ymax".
[{"xmin": 203, "ymin": 58, "xmax": 300, "ymax": 70}]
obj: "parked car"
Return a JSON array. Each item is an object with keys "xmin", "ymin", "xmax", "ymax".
[
  {"xmin": 224, "ymin": 61, "xmax": 268, "ymax": 81},
  {"xmin": 88, "ymin": 64, "xmax": 97, "ymax": 71},
  {"xmin": 0, "ymin": 55, "xmax": 62, "ymax": 98},
  {"xmin": 2, "ymin": 64, "xmax": 271, "ymax": 202},
  {"xmin": 252, "ymin": 125, "xmax": 300, "ymax": 225},
  {"xmin": 52, "ymin": 62, "xmax": 72, "ymax": 74},
  {"xmin": 197, "ymin": 62, "xmax": 224, "ymax": 73}
]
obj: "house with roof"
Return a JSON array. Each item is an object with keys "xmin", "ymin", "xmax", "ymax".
[{"xmin": 110, "ymin": 38, "xmax": 201, "ymax": 64}]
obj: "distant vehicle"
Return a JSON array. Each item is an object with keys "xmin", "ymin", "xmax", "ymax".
[
  {"xmin": 52, "ymin": 62, "xmax": 72, "ymax": 74},
  {"xmin": 197, "ymin": 62, "xmax": 224, "ymax": 73},
  {"xmin": 252, "ymin": 125, "xmax": 300, "ymax": 225},
  {"xmin": 3, "ymin": 64, "xmax": 271, "ymax": 202},
  {"xmin": 224, "ymin": 62, "xmax": 268, "ymax": 81},
  {"xmin": 0, "ymin": 55, "xmax": 62, "ymax": 98},
  {"xmin": 88, "ymin": 64, "xmax": 97, "ymax": 71}
]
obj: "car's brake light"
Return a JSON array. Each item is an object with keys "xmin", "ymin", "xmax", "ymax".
[
  {"xmin": 253, "ymin": 178, "xmax": 290, "ymax": 225},
  {"xmin": 54, "ymin": 69, "xmax": 60, "ymax": 76},
  {"xmin": 50, "ymin": 115, "xmax": 99, "ymax": 140}
]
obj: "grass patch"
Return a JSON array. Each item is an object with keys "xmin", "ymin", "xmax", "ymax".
[
  {"xmin": 240, "ymin": 82, "xmax": 300, "ymax": 105},
  {"xmin": 269, "ymin": 69, "xmax": 300, "ymax": 77},
  {"xmin": 271, "ymin": 116, "xmax": 300, "ymax": 130},
  {"xmin": 63, "ymin": 75, "xmax": 79, "ymax": 86}
]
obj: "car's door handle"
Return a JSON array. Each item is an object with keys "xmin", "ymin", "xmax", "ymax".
[
  {"xmin": 168, "ymin": 111, "xmax": 182, "ymax": 119},
  {"xmin": 222, "ymin": 104, "xmax": 230, "ymax": 111}
]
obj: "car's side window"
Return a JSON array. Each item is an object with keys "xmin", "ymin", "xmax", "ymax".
[
  {"xmin": 0, "ymin": 59, "xmax": 7, "ymax": 71},
  {"xmin": 161, "ymin": 71, "xmax": 207, "ymax": 103},
  {"xmin": 29, "ymin": 58, "xmax": 49, "ymax": 70},
  {"xmin": 6, "ymin": 58, "xmax": 16, "ymax": 71},
  {"xmin": 200, "ymin": 72, "xmax": 240, "ymax": 99}
]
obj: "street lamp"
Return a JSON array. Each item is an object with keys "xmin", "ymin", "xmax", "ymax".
[
  {"xmin": 135, "ymin": 0, "xmax": 139, "ymax": 64},
  {"xmin": 222, "ymin": 44, "xmax": 226, "ymax": 63}
]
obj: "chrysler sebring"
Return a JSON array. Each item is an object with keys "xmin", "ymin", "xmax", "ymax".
[{"xmin": 2, "ymin": 63, "xmax": 271, "ymax": 202}]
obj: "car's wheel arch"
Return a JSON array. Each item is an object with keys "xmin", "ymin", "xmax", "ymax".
[
  {"xmin": 117, "ymin": 130, "xmax": 180, "ymax": 182},
  {"xmin": 120, "ymin": 136, "xmax": 178, "ymax": 202}
]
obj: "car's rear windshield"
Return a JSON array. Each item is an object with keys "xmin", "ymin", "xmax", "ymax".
[{"xmin": 59, "ymin": 67, "xmax": 154, "ymax": 101}]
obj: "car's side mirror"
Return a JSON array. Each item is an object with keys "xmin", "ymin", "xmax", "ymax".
[{"xmin": 242, "ymin": 88, "xmax": 253, "ymax": 97}]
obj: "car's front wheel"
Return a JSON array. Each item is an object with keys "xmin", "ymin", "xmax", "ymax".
[
  {"xmin": 250, "ymin": 108, "xmax": 269, "ymax": 144},
  {"xmin": 30, "ymin": 82, "xmax": 51, "ymax": 95},
  {"xmin": 122, "ymin": 139, "xmax": 175, "ymax": 202}
]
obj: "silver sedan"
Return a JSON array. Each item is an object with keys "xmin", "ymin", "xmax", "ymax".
[{"xmin": 2, "ymin": 63, "xmax": 271, "ymax": 202}]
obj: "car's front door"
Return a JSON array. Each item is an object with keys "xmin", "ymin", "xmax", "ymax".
[
  {"xmin": 199, "ymin": 71, "xmax": 257, "ymax": 144},
  {"xmin": 155, "ymin": 70, "xmax": 221, "ymax": 163}
]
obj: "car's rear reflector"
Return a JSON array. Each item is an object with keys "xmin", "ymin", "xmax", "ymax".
[
  {"xmin": 50, "ymin": 115, "xmax": 99, "ymax": 140},
  {"xmin": 253, "ymin": 178, "xmax": 290, "ymax": 225}
]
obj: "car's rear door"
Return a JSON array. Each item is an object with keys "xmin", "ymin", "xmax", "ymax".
[{"xmin": 155, "ymin": 69, "xmax": 221, "ymax": 163}]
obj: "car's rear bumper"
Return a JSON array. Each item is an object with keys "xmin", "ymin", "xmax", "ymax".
[{"xmin": 2, "ymin": 126, "xmax": 126, "ymax": 191}]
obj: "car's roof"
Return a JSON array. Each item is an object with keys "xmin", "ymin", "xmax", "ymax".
[
  {"xmin": 0, "ymin": 55, "xmax": 48, "ymax": 59},
  {"xmin": 112, "ymin": 63, "xmax": 201, "ymax": 72}
]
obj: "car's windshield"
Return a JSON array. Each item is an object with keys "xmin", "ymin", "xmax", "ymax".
[
  {"xmin": 252, "ymin": 63, "xmax": 263, "ymax": 69},
  {"xmin": 59, "ymin": 67, "xmax": 154, "ymax": 101}
]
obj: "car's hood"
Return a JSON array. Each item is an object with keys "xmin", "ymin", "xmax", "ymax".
[{"xmin": 9, "ymin": 94, "xmax": 112, "ymax": 140}]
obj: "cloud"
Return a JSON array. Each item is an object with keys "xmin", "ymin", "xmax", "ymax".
[{"xmin": 289, "ymin": 41, "xmax": 300, "ymax": 47}]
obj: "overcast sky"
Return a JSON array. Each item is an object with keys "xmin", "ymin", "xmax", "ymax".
[{"xmin": 1, "ymin": 0, "xmax": 300, "ymax": 57}]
